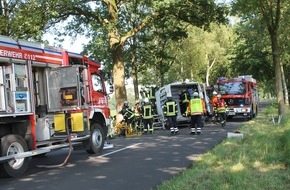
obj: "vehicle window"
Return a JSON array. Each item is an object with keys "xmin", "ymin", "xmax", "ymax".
[
  {"xmin": 219, "ymin": 82, "xmax": 246, "ymax": 95},
  {"xmin": 92, "ymin": 74, "xmax": 104, "ymax": 93}
]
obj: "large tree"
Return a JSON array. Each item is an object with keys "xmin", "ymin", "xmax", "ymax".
[
  {"xmin": 232, "ymin": 0, "xmax": 287, "ymax": 116},
  {"xmin": 39, "ymin": 0, "xmax": 227, "ymax": 116}
]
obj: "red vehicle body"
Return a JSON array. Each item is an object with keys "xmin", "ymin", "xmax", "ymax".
[
  {"xmin": 0, "ymin": 35, "xmax": 111, "ymax": 177},
  {"xmin": 217, "ymin": 75, "xmax": 259, "ymax": 120}
]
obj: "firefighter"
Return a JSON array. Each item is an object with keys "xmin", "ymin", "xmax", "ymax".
[
  {"xmin": 148, "ymin": 85, "xmax": 158, "ymax": 113},
  {"xmin": 163, "ymin": 94, "xmax": 178, "ymax": 135},
  {"xmin": 133, "ymin": 99, "xmax": 142, "ymax": 132},
  {"xmin": 211, "ymin": 91, "xmax": 218, "ymax": 122},
  {"xmin": 140, "ymin": 86, "xmax": 148, "ymax": 100},
  {"xmin": 179, "ymin": 89, "xmax": 190, "ymax": 116},
  {"xmin": 211, "ymin": 91, "xmax": 218, "ymax": 105},
  {"xmin": 187, "ymin": 92, "xmax": 206, "ymax": 135},
  {"xmin": 119, "ymin": 101, "xmax": 134, "ymax": 126},
  {"xmin": 141, "ymin": 98, "xmax": 154, "ymax": 134},
  {"xmin": 187, "ymin": 88, "xmax": 194, "ymax": 98},
  {"xmin": 213, "ymin": 94, "xmax": 227, "ymax": 126}
]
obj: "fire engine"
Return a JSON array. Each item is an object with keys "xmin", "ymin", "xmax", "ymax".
[
  {"xmin": 155, "ymin": 81, "xmax": 213, "ymax": 128},
  {"xmin": 216, "ymin": 75, "xmax": 259, "ymax": 120},
  {"xmin": 0, "ymin": 35, "xmax": 112, "ymax": 177}
]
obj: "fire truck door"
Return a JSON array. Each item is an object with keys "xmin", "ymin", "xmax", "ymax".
[{"xmin": 0, "ymin": 66, "xmax": 5, "ymax": 111}]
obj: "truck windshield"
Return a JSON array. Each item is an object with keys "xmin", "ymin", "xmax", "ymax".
[{"xmin": 219, "ymin": 82, "xmax": 246, "ymax": 95}]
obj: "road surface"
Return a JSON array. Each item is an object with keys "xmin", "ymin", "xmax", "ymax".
[{"xmin": 0, "ymin": 119, "xmax": 244, "ymax": 190}]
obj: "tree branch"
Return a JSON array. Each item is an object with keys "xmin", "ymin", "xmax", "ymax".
[
  {"xmin": 116, "ymin": 0, "xmax": 124, "ymax": 8},
  {"xmin": 120, "ymin": 13, "xmax": 158, "ymax": 45},
  {"xmin": 275, "ymin": 0, "xmax": 281, "ymax": 28}
]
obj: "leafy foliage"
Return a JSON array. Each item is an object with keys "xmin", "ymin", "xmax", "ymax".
[
  {"xmin": 0, "ymin": 0, "xmax": 57, "ymax": 40},
  {"xmin": 232, "ymin": 19, "xmax": 274, "ymax": 82}
]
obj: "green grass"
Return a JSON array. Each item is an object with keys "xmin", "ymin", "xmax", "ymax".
[{"xmin": 156, "ymin": 104, "xmax": 290, "ymax": 190}]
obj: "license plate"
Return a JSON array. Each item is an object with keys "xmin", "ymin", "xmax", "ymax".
[{"xmin": 228, "ymin": 112, "xmax": 235, "ymax": 116}]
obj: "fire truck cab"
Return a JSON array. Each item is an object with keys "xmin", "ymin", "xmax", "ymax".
[
  {"xmin": 217, "ymin": 75, "xmax": 259, "ymax": 120},
  {"xmin": 0, "ymin": 35, "xmax": 111, "ymax": 177}
]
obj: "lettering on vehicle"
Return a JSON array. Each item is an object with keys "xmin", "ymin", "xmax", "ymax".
[
  {"xmin": 0, "ymin": 49, "xmax": 36, "ymax": 60},
  {"xmin": 98, "ymin": 97, "xmax": 108, "ymax": 104},
  {"xmin": 23, "ymin": 53, "xmax": 36, "ymax": 60}
]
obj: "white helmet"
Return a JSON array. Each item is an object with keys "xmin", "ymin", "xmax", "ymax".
[
  {"xmin": 213, "ymin": 91, "xmax": 217, "ymax": 95},
  {"xmin": 144, "ymin": 98, "xmax": 149, "ymax": 103},
  {"xmin": 193, "ymin": 92, "xmax": 199, "ymax": 97}
]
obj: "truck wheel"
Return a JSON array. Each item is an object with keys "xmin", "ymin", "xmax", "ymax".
[
  {"xmin": 0, "ymin": 134, "xmax": 29, "ymax": 178},
  {"xmin": 253, "ymin": 105, "xmax": 258, "ymax": 118},
  {"xmin": 86, "ymin": 123, "xmax": 105, "ymax": 154},
  {"xmin": 248, "ymin": 111, "xmax": 253, "ymax": 120}
]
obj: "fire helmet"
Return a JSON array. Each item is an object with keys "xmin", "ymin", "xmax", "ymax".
[
  {"xmin": 193, "ymin": 92, "xmax": 199, "ymax": 97},
  {"xmin": 144, "ymin": 98, "xmax": 149, "ymax": 103}
]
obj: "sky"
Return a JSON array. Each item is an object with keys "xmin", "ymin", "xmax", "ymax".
[{"xmin": 43, "ymin": 33, "xmax": 89, "ymax": 54}]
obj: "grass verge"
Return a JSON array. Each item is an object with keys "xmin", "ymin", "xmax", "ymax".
[{"xmin": 156, "ymin": 103, "xmax": 290, "ymax": 190}]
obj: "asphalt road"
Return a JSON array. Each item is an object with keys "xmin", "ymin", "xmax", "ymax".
[{"xmin": 0, "ymin": 118, "xmax": 245, "ymax": 190}]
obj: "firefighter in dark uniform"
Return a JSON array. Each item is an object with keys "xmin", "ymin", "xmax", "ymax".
[
  {"xmin": 179, "ymin": 89, "xmax": 190, "ymax": 116},
  {"xmin": 148, "ymin": 85, "xmax": 158, "ymax": 113},
  {"xmin": 118, "ymin": 101, "xmax": 134, "ymax": 136},
  {"xmin": 141, "ymin": 98, "xmax": 154, "ymax": 134},
  {"xmin": 140, "ymin": 86, "xmax": 148, "ymax": 100},
  {"xmin": 187, "ymin": 92, "xmax": 205, "ymax": 135},
  {"xmin": 119, "ymin": 101, "xmax": 134, "ymax": 126},
  {"xmin": 163, "ymin": 94, "xmax": 178, "ymax": 135}
]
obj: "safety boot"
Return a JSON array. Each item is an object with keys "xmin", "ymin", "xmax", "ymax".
[{"xmin": 190, "ymin": 128, "xmax": 196, "ymax": 135}]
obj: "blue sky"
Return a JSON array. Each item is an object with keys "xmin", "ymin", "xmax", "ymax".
[{"xmin": 43, "ymin": 33, "xmax": 88, "ymax": 54}]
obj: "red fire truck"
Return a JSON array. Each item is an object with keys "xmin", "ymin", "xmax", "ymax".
[
  {"xmin": 216, "ymin": 75, "xmax": 259, "ymax": 120},
  {"xmin": 0, "ymin": 35, "xmax": 111, "ymax": 177}
]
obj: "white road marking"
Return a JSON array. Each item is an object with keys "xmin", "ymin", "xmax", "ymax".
[{"xmin": 98, "ymin": 143, "xmax": 142, "ymax": 158}]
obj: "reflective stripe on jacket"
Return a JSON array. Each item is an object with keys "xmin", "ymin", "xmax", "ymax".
[
  {"xmin": 164, "ymin": 101, "xmax": 177, "ymax": 116},
  {"xmin": 149, "ymin": 88, "xmax": 156, "ymax": 99},
  {"xmin": 143, "ymin": 104, "xmax": 153, "ymax": 119},
  {"xmin": 215, "ymin": 100, "xmax": 227, "ymax": 113},
  {"xmin": 180, "ymin": 92, "xmax": 190, "ymax": 103}
]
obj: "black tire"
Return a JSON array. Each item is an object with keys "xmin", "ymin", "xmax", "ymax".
[
  {"xmin": 0, "ymin": 134, "xmax": 29, "ymax": 178},
  {"xmin": 86, "ymin": 123, "xmax": 105, "ymax": 154},
  {"xmin": 248, "ymin": 109, "xmax": 253, "ymax": 120}
]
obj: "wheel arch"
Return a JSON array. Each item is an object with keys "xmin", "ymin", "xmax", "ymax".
[
  {"xmin": 90, "ymin": 111, "xmax": 108, "ymax": 137},
  {"xmin": 0, "ymin": 117, "xmax": 33, "ymax": 150}
]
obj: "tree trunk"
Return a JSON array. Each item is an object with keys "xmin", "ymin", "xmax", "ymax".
[
  {"xmin": 112, "ymin": 44, "xmax": 127, "ymax": 119},
  {"xmin": 205, "ymin": 53, "xmax": 210, "ymax": 86},
  {"xmin": 280, "ymin": 61, "xmax": 289, "ymax": 106},
  {"xmin": 131, "ymin": 36, "xmax": 139, "ymax": 101},
  {"xmin": 205, "ymin": 51, "xmax": 216, "ymax": 87},
  {"xmin": 270, "ymin": 33, "xmax": 285, "ymax": 116}
]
